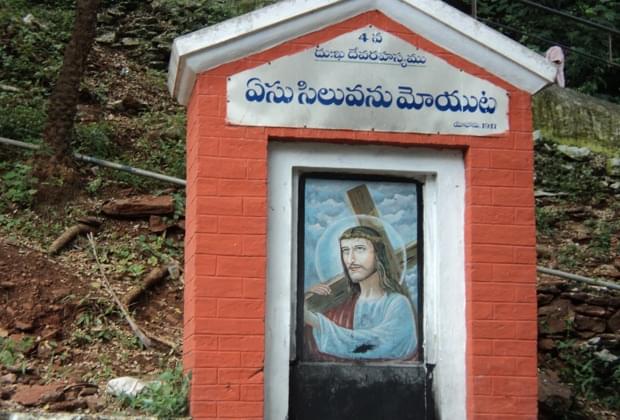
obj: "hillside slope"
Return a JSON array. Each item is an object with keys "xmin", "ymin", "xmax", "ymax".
[{"xmin": 0, "ymin": 1, "xmax": 618, "ymax": 418}]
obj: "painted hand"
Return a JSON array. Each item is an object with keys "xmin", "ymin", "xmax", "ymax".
[{"xmin": 308, "ymin": 283, "xmax": 332, "ymax": 295}]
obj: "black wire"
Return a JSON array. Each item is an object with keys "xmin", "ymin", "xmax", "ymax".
[{"xmin": 479, "ymin": 18, "xmax": 620, "ymax": 68}]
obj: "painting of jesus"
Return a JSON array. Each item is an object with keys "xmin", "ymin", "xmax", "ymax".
[{"xmin": 300, "ymin": 175, "xmax": 422, "ymax": 362}]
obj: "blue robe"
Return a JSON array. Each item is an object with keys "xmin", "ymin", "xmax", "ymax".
[{"xmin": 312, "ymin": 292, "xmax": 417, "ymax": 360}]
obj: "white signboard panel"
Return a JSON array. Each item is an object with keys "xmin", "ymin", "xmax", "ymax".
[{"xmin": 227, "ymin": 26, "xmax": 509, "ymax": 136}]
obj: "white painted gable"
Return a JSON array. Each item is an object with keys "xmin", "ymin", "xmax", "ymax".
[{"xmin": 168, "ymin": 0, "xmax": 556, "ymax": 106}]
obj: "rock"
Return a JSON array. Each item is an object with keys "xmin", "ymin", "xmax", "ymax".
[
  {"xmin": 11, "ymin": 384, "xmax": 60, "ymax": 406},
  {"xmin": 533, "ymin": 85, "xmax": 620, "ymax": 151},
  {"xmin": 537, "ymin": 293, "xmax": 554, "ymax": 306},
  {"xmin": 0, "ymin": 327, "xmax": 8, "ymax": 337},
  {"xmin": 39, "ymin": 388, "xmax": 64, "ymax": 404},
  {"xmin": 607, "ymin": 158, "xmax": 620, "ymax": 177},
  {"xmin": 102, "ymin": 195, "xmax": 174, "ymax": 217},
  {"xmin": 78, "ymin": 386, "xmax": 98, "ymax": 397},
  {"xmin": 149, "ymin": 215, "xmax": 167, "ymax": 233},
  {"xmin": 575, "ymin": 330, "xmax": 596, "ymax": 339},
  {"xmin": 120, "ymin": 95, "xmax": 148, "ymax": 114},
  {"xmin": 36, "ymin": 340, "xmax": 54, "ymax": 358},
  {"xmin": 0, "ymin": 84, "xmax": 20, "ymax": 93},
  {"xmin": 609, "ymin": 310, "xmax": 620, "ymax": 333},
  {"xmin": 539, "ymin": 338, "xmax": 555, "ymax": 351},
  {"xmin": 0, "ymin": 386, "xmax": 15, "ymax": 400},
  {"xmin": 120, "ymin": 37, "xmax": 141, "ymax": 47},
  {"xmin": 95, "ymin": 32, "xmax": 116, "ymax": 44},
  {"xmin": 539, "ymin": 299, "xmax": 575, "ymax": 335},
  {"xmin": 49, "ymin": 399, "xmax": 88, "ymax": 412},
  {"xmin": 537, "ymin": 244, "xmax": 552, "ymax": 258},
  {"xmin": 594, "ymin": 264, "xmax": 620, "ymax": 279},
  {"xmin": 562, "ymin": 206, "xmax": 592, "ymax": 220},
  {"xmin": 538, "ymin": 280, "xmax": 566, "ymax": 295},
  {"xmin": 569, "ymin": 223, "xmax": 591, "ymax": 242},
  {"xmin": 106, "ymin": 376, "xmax": 147, "ymax": 397},
  {"xmin": 560, "ymin": 291, "xmax": 589, "ymax": 303},
  {"xmin": 76, "ymin": 216, "xmax": 103, "ymax": 227},
  {"xmin": 598, "ymin": 333, "xmax": 620, "ymax": 348},
  {"xmin": 557, "ymin": 145, "xmax": 591, "ymax": 161},
  {"xmin": 594, "ymin": 349, "xmax": 618, "ymax": 363},
  {"xmin": 611, "ymin": 182, "xmax": 620, "ymax": 190},
  {"xmin": 14, "ymin": 320, "xmax": 33, "ymax": 332},
  {"xmin": 0, "ymin": 373, "xmax": 16, "ymax": 385},
  {"xmin": 574, "ymin": 304, "xmax": 607, "ymax": 318},
  {"xmin": 586, "ymin": 295, "xmax": 620, "ymax": 307},
  {"xmin": 538, "ymin": 369, "xmax": 572, "ymax": 417},
  {"xmin": 574, "ymin": 314, "xmax": 606, "ymax": 333},
  {"xmin": 85, "ymin": 395, "xmax": 105, "ymax": 411}
]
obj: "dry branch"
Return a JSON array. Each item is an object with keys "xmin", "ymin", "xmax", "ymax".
[
  {"xmin": 49, "ymin": 223, "xmax": 94, "ymax": 255},
  {"xmin": 87, "ymin": 233, "xmax": 152, "ymax": 348}
]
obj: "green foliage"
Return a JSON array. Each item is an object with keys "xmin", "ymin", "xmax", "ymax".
[
  {"xmin": 0, "ymin": 163, "xmax": 38, "ymax": 209},
  {"xmin": 150, "ymin": 0, "xmax": 278, "ymax": 36},
  {"xmin": 557, "ymin": 243, "xmax": 585, "ymax": 270},
  {"xmin": 534, "ymin": 137, "xmax": 607, "ymax": 203},
  {"xmin": 95, "ymin": 232, "xmax": 182, "ymax": 278},
  {"xmin": 0, "ymin": 93, "xmax": 47, "ymax": 145},
  {"xmin": 557, "ymin": 341, "xmax": 620, "ymax": 410},
  {"xmin": 172, "ymin": 190, "xmax": 186, "ymax": 220},
  {"xmin": 0, "ymin": 336, "xmax": 34, "ymax": 370},
  {"xmin": 0, "ymin": 0, "xmax": 74, "ymax": 90},
  {"xmin": 536, "ymin": 207, "xmax": 565, "ymax": 236},
  {"xmin": 121, "ymin": 365, "xmax": 190, "ymax": 417},
  {"xmin": 74, "ymin": 121, "xmax": 117, "ymax": 159},
  {"xmin": 445, "ymin": 0, "xmax": 620, "ymax": 101},
  {"xmin": 584, "ymin": 219, "xmax": 612, "ymax": 260},
  {"xmin": 134, "ymin": 111, "xmax": 186, "ymax": 179}
]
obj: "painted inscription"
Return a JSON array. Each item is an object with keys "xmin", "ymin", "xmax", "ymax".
[
  {"xmin": 244, "ymin": 78, "xmax": 498, "ymax": 114},
  {"xmin": 228, "ymin": 26, "xmax": 509, "ymax": 135}
]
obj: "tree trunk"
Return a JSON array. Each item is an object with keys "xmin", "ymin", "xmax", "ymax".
[{"xmin": 37, "ymin": 0, "xmax": 100, "ymax": 181}]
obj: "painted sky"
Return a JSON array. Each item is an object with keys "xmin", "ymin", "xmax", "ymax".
[{"xmin": 303, "ymin": 177, "xmax": 419, "ymax": 303}]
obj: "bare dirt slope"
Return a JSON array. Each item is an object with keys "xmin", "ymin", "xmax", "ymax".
[{"xmin": 0, "ymin": 202, "xmax": 184, "ymax": 415}]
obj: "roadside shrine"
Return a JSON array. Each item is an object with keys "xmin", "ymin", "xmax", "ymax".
[{"xmin": 167, "ymin": 1, "xmax": 556, "ymax": 418}]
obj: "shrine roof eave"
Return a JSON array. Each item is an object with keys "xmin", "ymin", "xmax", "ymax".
[{"xmin": 167, "ymin": 0, "xmax": 556, "ymax": 106}]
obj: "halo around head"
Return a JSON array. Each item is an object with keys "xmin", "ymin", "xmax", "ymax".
[{"xmin": 314, "ymin": 215, "xmax": 407, "ymax": 284}]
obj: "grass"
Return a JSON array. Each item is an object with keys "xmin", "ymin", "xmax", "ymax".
[
  {"xmin": 534, "ymin": 137, "xmax": 609, "ymax": 204},
  {"xmin": 557, "ymin": 340, "xmax": 620, "ymax": 411},
  {"xmin": 0, "ymin": 336, "xmax": 34, "ymax": 371},
  {"xmin": 119, "ymin": 364, "xmax": 190, "ymax": 417}
]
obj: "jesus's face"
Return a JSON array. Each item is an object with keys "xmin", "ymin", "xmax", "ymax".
[{"xmin": 340, "ymin": 237, "xmax": 377, "ymax": 283}]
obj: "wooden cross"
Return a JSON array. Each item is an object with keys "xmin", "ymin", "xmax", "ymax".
[{"xmin": 305, "ymin": 184, "xmax": 417, "ymax": 313}]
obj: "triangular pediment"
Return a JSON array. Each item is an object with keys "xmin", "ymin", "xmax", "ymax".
[{"xmin": 168, "ymin": 0, "xmax": 555, "ymax": 106}]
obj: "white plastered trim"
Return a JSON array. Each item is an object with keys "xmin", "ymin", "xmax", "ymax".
[
  {"xmin": 266, "ymin": 141, "xmax": 466, "ymax": 419},
  {"xmin": 167, "ymin": 0, "xmax": 555, "ymax": 105}
]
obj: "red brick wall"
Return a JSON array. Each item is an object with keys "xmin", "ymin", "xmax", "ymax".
[{"xmin": 184, "ymin": 11, "xmax": 537, "ymax": 419}]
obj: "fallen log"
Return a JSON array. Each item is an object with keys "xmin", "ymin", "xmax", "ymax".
[
  {"xmin": 122, "ymin": 264, "xmax": 178, "ymax": 307},
  {"xmin": 49, "ymin": 223, "xmax": 95, "ymax": 255},
  {"xmin": 102, "ymin": 195, "xmax": 174, "ymax": 217}
]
